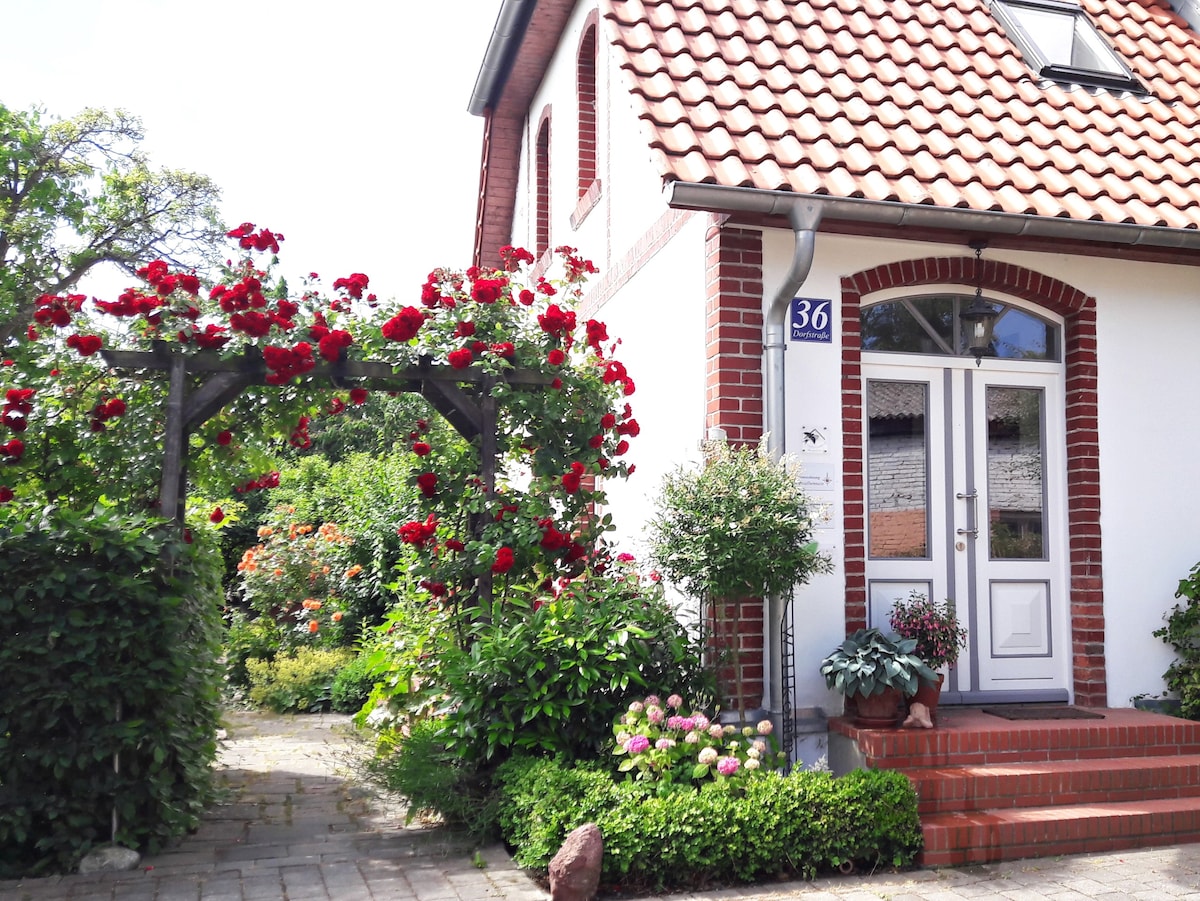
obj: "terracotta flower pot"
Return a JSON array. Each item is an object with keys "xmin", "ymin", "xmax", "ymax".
[
  {"xmin": 851, "ymin": 686, "xmax": 903, "ymax": 728},
  {"xmin": 908, "ymin": 673, "xmax": 945, "ymax": 723}
]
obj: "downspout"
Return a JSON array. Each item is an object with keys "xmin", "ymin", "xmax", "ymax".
[{"xmin": 762, "ymin": 201, "xmax": 822, "ymax": 726}]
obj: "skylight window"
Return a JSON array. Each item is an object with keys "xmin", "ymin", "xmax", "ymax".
[{"xmin": 991, "ymin": 0, "xmax": 1143, "ymax": 91}]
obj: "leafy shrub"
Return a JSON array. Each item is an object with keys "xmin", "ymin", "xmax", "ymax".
[
  {"xmin": 330, "ymin": 650, "xmax": 379, "ymax": 714},
  {"xmin": 437, "ymin": 564, "xmax": 715, "ymax": 762},
  {"xmin": 246, "ymin": 647, "xmax": 354, "ymax": 713},
  {"xmin": 0, "ymin": 505, "xmax": 224, "ymax": 876},
  {"xmin": 494, "ymin": 756, "xmax": 922, "ymax": 891},
  {"xmin": 1154, "ymin": 561, "xmax": 1200, "ymax": 718},
  {"xmin": 223, "ymin": 608, "xmax": 284, "ymax": 688},
  {"xmin": 367, "ymin": 717, "xmax": 500, "ymax": 841}
]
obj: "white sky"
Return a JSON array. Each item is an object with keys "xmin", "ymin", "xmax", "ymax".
[{"xmin": 0, "ymin": 0, "xmax": 500, "ymax": 304}]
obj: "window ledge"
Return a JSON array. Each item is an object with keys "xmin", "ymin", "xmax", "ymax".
[{"xmin": 570, "ymin": 179, "xmax": 603, "ymax": 230}]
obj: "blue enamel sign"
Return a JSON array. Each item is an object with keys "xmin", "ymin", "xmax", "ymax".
[{"xmin": 790, "ymin": 297, "xmax": 832, "ymax": 343}]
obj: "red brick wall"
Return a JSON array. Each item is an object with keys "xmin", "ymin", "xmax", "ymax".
[
  {"xmin": 705, "ymin": 223, "xmax": 765, "ymax": 447},
  {"xmin": 576, "ymin": 19, "xmax": 597, "ymax": 199},
  {"xmin": 840, "ymin": 257, "xmax": 1105, "ymax": 706},
  {"xmin": 704, "ymin": 222, "xmax": 766, "ymax": 708}
]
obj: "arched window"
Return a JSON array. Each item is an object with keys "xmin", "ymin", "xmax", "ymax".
[
  {"xmin": 577, "ymin": 25, "xmax": 597, "ymax": 198},
  {"xmin": 861, "ymin": 295, "xmax": 1061, "ymax": 361},
  {"xmin": 535, "ymin": 116, "xmax": 551, "ymax": 257}
]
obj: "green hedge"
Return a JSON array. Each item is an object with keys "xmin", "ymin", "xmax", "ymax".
[
  {"xmin": 494, "ymin": 756, "xmax": 922, "ymax": 892},
  {"xmin": 0, "ymin": 506, "xmax": 224, "ymax": 876}
]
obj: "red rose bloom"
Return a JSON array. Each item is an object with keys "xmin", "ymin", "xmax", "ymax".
[
  {"xmin": 349, "ymin": 388, "xmax": 369, "ymax": 405},
  {"xmin": 447, "ymin": 347, "xmax": 474, "ymax": 369},
  {"xmin": 210, "ymin": 506, "xmax": 225, "ymax": 524},
  {"xmin": 1, "ymin": 439, "xmax": 24, "ymax": 460},
  {"xmin": 492, "ymin": 546, "xmax": 515, "ymax": 574},
  {"xmin": 412, "ymin": 442, "xmax": 432, "ymax": 457},
  {"xmin": 381, "ymin": 306, "xmax": 425, "ymax": 342},
  {"xmin": 547, "ymin": 349, "xmax": 566, "ymax": 366},
  {"xmin": 416, "ymin": 472, "xmax": 438, "ymax": 497},
  {"xmin": 0, "ymin": 486, "xmax": 12, "ymax": 503}
]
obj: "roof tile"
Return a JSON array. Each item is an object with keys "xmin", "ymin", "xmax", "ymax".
[{"xmin": 606, "ymin": 0, "xmax": 1200, "ymax": 231}]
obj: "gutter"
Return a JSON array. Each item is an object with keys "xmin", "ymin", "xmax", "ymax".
[
  {"xmin": 664, "ymin": 178, "xmax": 1200, "ymax": 733},
  {"xmin": 666, "ymin": 181, "xmax": 1200, "ymax": 250},
  {"xmin": 468, "ymin": 0, "xmax": 535, "ymax": 117}
]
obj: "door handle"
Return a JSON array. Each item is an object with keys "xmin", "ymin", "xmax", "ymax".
[
  {"xmin": 957, "ymin": 527, "xmax": 978, "ymax": 537},
  {"xmin": 956, "ymin": 491, "xmax": 978, "ymax": 500}
]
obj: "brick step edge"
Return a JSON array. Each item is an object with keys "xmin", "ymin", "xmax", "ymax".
[
  {"xmin": 909, "ymin": 754, "xmax": 1200, "ymax": 814},
  {"xmin": 919, "ymin": 795, "xmax": 1200, "ymax": 867}
]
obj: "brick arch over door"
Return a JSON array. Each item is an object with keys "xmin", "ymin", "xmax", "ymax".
[{"xmin": 840, "ymin": 257, "xmax": 1106, "ymax": 706}]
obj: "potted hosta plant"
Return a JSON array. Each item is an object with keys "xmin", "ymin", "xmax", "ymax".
[
  {"xmin": 820, "ymin": 628, "xmax": 935, "ymax": 727},
  {"xmin": 888, "ymin": 592, "xmax": 967, "ymax": 721}
]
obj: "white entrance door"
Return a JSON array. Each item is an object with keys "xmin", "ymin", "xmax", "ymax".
[{"xmin": 862, "ymin": 356, "xmax": 1071, "ymax": 702}]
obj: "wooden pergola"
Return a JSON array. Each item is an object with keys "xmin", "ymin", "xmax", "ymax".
[{"xmin": 102, "ymin": 341, "xmax": 553, "ymax": 524}]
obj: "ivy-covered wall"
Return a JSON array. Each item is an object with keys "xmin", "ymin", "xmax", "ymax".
[{"xmin": 0, "ymin": 506, "xmax": 224, "ymax": 876}]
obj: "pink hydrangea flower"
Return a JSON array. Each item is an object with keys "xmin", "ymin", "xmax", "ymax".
[
  {"xmin": 717, "ymin": 756, "xmax": 740, "ymax": 776},
  {"xmin": 708, "ymin": 724, "xmax": 725, "ymax": 739},
  {"xmin": 624, "ymin": 734, "xmax": 650, "ymax": 754},
  {"xmin": 628, "ymin": 701, "xmax": 644, "ymax": 714},
  {"xmin": 757, "ymin": 719, "xmax": 774, "ymax": 735},
  {"xmin": 684, "ymin": 731, "xmax": 700, "ymax": 744},
  {"xmin": 693, "ymin": 714, "xmax": 710, "ymax": 731},
  {"xmin": 666, "ymin": 694, "xmax": 683, "ymax": 709},
  {"xmin": 655, "ymin": 738, "xmax": 676, "ymax": 750},
  {"xmin": 697, "ymin": 747, "xmax": 718, "ymax": 765},
  {"xmin": 646, "ymin": 705, "xmax": 664, "ymax": 725}
]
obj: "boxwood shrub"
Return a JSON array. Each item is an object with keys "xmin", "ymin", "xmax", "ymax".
[
  {"xmin": 0, "ymin": 505, "xmax": 224, "ymax": 876},
  {"xmin": 494, "ymin": 756, "xmax": 922, "ymax": 892}
]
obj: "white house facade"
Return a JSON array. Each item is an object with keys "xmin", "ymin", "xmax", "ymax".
[{"xmin": 468, "ymin": 0, "xmax": 1200, "ymax": 758}]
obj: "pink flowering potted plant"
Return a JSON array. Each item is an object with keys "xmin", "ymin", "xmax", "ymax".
[{"xmin": 888, "ymin": 592, "xmax": 968, "ymax": 720}]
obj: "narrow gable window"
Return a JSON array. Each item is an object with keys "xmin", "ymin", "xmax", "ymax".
[{"xmin": 991, "ymin": 0, "xmax": 1142, "ymax": 91}]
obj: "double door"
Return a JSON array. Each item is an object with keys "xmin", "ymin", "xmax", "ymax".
[{"xmin": 863, "ymin": 357, "xmax": 1070, "ymax": 701}]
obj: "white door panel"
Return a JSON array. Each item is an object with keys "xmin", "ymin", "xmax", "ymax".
[{"xmin": 863, "ymin": 356, "xmax": 1070, "ymax": 700}]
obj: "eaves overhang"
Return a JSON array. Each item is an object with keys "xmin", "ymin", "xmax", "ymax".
[{"xmin": 665, "ymin": 182, "xmax": 1200, "ymax": 253}]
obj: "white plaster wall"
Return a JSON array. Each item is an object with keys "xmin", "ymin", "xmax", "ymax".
[
  {"xmin": 594, "ymin": 216, "xmax": 710, "ymax": 558},
  {"xmin": 501, "ymin": 1, "xmax": 1200, "ymax": 710}
]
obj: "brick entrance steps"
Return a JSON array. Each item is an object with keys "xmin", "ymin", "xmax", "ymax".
[{"xmin": 829, "ymin": 707, "xmax": 1200, "ymax": 867}]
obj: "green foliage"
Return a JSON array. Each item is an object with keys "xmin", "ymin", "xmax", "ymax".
[
  {"xmin": 366, "ymin": 717, "xmax": 500, "ymax": 841},
  {"xmin": 648, "ymin": 440, "xmax": 832, "ymax": 603},
  {"xmin": 330, "ymin": 650, "xmax": 379, "ymax": 714},
  {"xmin": 245, "ymin": 647, "xmax": 354, "ymax": 713},
  {"xmin": 1154, "ymin": 561, "xmax": 1200, "ymax": 719},
  {"xmin": 435, "ymin": 564, "xmax": 714, "ymax": 762},
  {"xmin": 494, "ymin": 756, "xmax": 922, "ymax": 891},
  {"xmin": 819, "ymin": 628, "xmax": 935, "ymax": 698},
  {"xmin": 223, "ymin": 608, "xmax": 284, "ymax": 688},
  {"xmin": 0, "ymin": 103, "xmax": 223, "ymax": 353},
  {"xmin": 0, "ymin": 505, "xmax": 224, "ymax": 877},
  {"xmin": 263, "ymin": 451, "xmax": 422, "ymax": 636}
]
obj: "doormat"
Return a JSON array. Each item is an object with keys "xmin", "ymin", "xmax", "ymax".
[{"xmin": 981, "ymin": 705, "xmax": 1104, "ymax": 720}]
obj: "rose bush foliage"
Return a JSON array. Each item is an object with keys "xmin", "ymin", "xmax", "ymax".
[{"xmin": 0, "ymin": 228, "xmax": 639, "ymax": 599}]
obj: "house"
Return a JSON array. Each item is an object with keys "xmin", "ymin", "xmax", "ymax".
[{"xmin": 466, "ymin": 0, "xmax": 1200, "ymax": 760}]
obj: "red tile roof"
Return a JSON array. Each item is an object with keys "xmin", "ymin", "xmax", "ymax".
[{"xmin": 603, "ymin": 0, "xmax": 1200, "ymax": 231}]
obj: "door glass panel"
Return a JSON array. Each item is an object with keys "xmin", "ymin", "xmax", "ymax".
[
  {"xmin": 862, "ymin": 296, "xmax": 1060, "ymax": 361},
  {"xmin": 868, "ymin": 380, "xmax": 929, "ymax": 558},
  {"xmin": 986, "ymin": 386, "xmax": 1045, "ymax": 559}
]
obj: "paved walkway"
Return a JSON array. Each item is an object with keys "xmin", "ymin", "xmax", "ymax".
[{"xmin": 5, "ymin": 710, "xmax": 1200, "ymax": 900}]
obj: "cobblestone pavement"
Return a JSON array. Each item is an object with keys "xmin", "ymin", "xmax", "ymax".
[
  {"xmin": 0, "ymin": 710, "xmax": 547, "ymax": 901},
  {"xmin": 5, "ymin": 710, "xmax": 1200, "ymax": 900}
]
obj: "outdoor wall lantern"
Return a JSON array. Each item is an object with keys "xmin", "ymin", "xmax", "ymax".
[{"xmin": 961, "ymin": 240, "xmax": 999, "ymax": 365}]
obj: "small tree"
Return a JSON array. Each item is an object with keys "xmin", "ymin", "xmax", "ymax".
[
  {"xmin": 648, "ymin": 440, "xmax": 832, "ymax": 721},
  {"xmin": 0, "ymin": 103, "xmax": 223, "ymax": 352}
]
